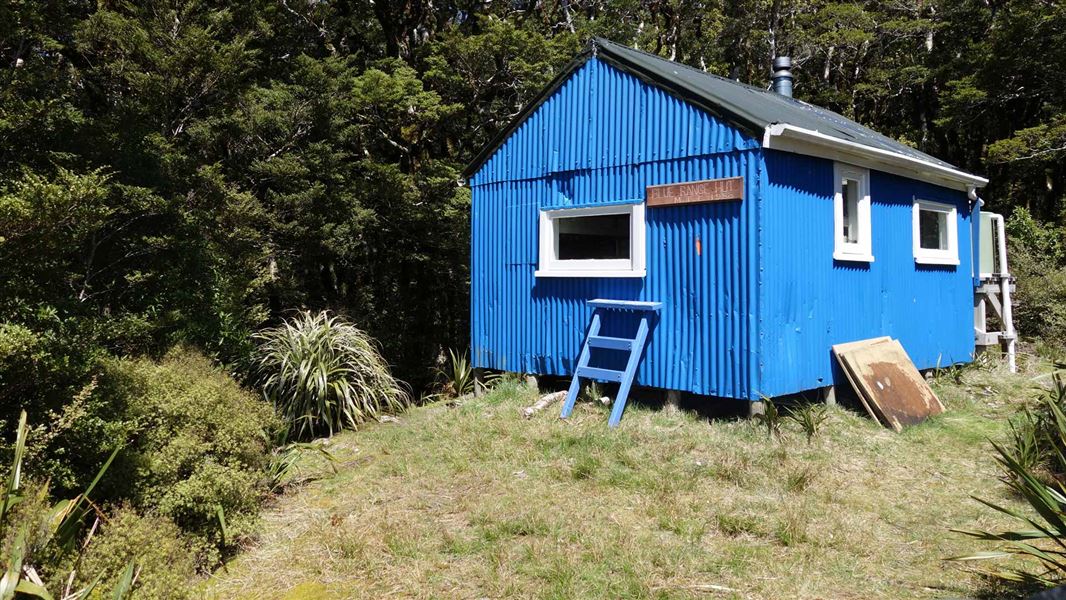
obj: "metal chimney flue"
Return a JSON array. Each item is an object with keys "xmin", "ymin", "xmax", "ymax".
[{"xmin": 772, "ymin": 56, "xmax": 793, "ymax": 97}]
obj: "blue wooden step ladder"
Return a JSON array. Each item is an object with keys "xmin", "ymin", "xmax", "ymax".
[{"xmin": 560, "ymin": 299, "xmax": 662, "ymax": 428}]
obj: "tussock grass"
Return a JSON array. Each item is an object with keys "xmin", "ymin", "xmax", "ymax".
[
  {"xmin": 254, "ymin": 311, "xmax": 408, "ymax": 439},
  {"xmin": 209, "ymin": 360, "xmax": 1051, "ymax": 599}
]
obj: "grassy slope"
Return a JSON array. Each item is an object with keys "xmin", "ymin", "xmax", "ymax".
[{"xmin": 209, "ymin": 364, "xmax": 1048, "ymax": 600}]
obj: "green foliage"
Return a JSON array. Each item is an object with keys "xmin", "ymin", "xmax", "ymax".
[
  {"xmin": 9, "ymin": 346, "xmax": 282, "ymax": 565},
  {"xmin": 254, "ymin": 311, "xmax": 408, "ymax": 440},
  {"xmin": 1007, "ymin": 209, "xmax": 1066, "ymax": 357},
  {"xmin": 1010, "ymin": 374, "xmax": 1066, "ymax": 484},
  {"xmin": 0, "ymin": 411, "xmax": 134, "ymax": 600},
  {"xmin": 431, "ymin": 349, "xmax": 496, "ymax": 400},
  {"xmin": 754, "ymin": 398, "xmax": 782, "ymax": 440},
  {"xmin": 786, "ymin": 403, "xmax": 829, "ymax": 444},
  {"xmin": 267, "ymin": 442, "xmax": 339, "ymax": 493},
  {"xmin": 583, "ymin": 381, "xmax": 606, "ymax": 403},
  {"xmin": 88, "ymin": 348, "xmax": 279, "ymax": 558},
  {"xmin": 75, "ymin": 508, "xmax": 200, "ymax": 600},
  {"xmin": 954, "ymin": 373, "xmax": 1066, "ymax": 586}
]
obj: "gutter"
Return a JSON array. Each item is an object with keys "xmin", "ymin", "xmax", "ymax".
[{"xmin": 762, "ymin": 123, "xmax": 988, "ymax": 192}]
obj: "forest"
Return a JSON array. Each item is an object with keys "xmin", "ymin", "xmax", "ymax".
[{"xmin": 2, "ymin": 0, "xmax": 1066, "ymax": 596}]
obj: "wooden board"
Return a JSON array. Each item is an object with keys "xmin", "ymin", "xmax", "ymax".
[
  {"xmin": 645, "ymin": 177, "xmax": 743, "ymax": 207},
  {"xmin": 830, "ymin": 337, "xmax": 890, "ymax": 425},
  {"xmin": 832, "ymin": 337, "xmax": 944, "ymax": 432}
]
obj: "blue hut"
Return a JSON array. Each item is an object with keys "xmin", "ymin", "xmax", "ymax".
[{"xmin": 465, "ymin": 38, "xmax": 988, "ymax": 425}]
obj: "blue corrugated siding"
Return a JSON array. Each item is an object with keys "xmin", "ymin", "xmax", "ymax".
[
  {"xmin": 470, "ymin": 58, "xmax": 761, "ymax": 399},
  {"xmin": 470, "ymin": 58, "xmax": 759, "ymax": 187},
  {"xmin": 757, "ymin": 150, "xmax": 976, "ymax": 397}
]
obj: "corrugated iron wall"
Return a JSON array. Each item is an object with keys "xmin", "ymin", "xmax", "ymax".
[
  {"xmin": 470, "ymin": 58, "xmax": 759, "ymax": 187},
  {"xmin": 757, "ymin": 150, "xmax": 976, "ymax": 397},
  {"xmin": 470, "ymin": 58, "xmax": 762, "ymax": 399}
]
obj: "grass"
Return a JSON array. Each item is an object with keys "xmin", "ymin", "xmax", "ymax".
[{"xmin": 208, "ymin": 360, "xmax": 1053, "ymax": 599}]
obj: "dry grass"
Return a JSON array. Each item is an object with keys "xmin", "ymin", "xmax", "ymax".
[{"xmin": 207, "ymin": 358, "xmax": 1053, "ymax": 600}]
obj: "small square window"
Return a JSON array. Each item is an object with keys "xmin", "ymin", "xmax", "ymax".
[
  {"xmin": 833, "ymin": 163, "xmax": 873, "ymax": 262},
  {"xmin": 912, "ymin": 199, "xmax": 959, "ymax": 266},
  {"xmin": 535, "ymin": 204, "xmax": 646, "ymax": 278}
]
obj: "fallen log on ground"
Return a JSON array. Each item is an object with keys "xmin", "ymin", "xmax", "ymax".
[
  {"xmin": 522, "ymin": 391, "xmax": 613, "ymax": 418},
  {"xmin": 523, "ymin": 391, "xmax": 566, "ymax": 418}
]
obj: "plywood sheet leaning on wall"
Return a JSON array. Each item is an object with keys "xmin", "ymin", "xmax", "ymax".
[
  {"xmin": 831, "ymin": 337, "xmax": 890, "ymax": 424},
  {"xmin": 832, "ymin": 337, "xmax": 945, "ymax": 432}
]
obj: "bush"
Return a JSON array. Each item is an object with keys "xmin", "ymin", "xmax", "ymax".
[
  {"xmin": 93, "ymin": 347, "xmax": 281, "ymax": 555},
  {"xmin": 2, "ymin": 346, "xmax": 278, "ymax": 572},
  {"xmin": 76, "ymin": 507, "xmax": 201, "ymax": 599},
  {"xmin": 1006, "ymin": 209, "xmax": 1066, "ymax": 357},
  {"xmin": 254, "ymin": 311, "xmax": 408, "ymax": 439}
]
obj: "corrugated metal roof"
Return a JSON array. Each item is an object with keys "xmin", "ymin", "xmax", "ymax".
[{"xmin": 464, "ymin": 37, "xmax": 963, "ymax": 178}]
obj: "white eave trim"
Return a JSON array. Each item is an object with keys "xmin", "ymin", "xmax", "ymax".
[{"xmin": 762, "ymin": 123, "xmax": 988, "ymax": 192}]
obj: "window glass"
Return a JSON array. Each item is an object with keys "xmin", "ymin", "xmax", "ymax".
[
  {"xmin": 919, "ymin": 209, "xmax": 946, "ymax": 250},
  {"xmin": 557, "ymin": 214, "xmax": 630, "ymax": 260},
  {"xmin": 912, "ymin": 199, "xmax": 958, "ymax": 265},
  {"xmin": 842, "ymin": 178, "xmax": 858, "ymax": 243}
]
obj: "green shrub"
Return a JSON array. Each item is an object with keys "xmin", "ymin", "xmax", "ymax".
[
  {"xmin": 98, "ymin": 347, "xmax": 280, "ymax": 552},
  {"xmin": 1007, "ymin": 209, "xmax": 1066, "ymax": 357},
  {"xmin": 76, "ymin": 507, "xmax": 201, "ymax": 599},
  {"xmin": 0, "ymin": 318, "xmax": 108, "ymax": 494},
  {"xmin": 254, "ymin": 311, "xmax": 408, "ymax": 439}
]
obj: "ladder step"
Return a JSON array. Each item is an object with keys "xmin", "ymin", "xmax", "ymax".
[
  {"xmin": 587, "ymin": 335, "xmax": 634, "ymax": 351},
  {"xmin": 587, "ymin": 299, "xmax": 663, "ymax": 311},
  {"xmin": 576, "ymin": 366, "xmax": 625, "ymax": 383}
]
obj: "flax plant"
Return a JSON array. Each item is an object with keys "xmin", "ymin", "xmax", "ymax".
[
  {"xmin": 0, "ymin": 411, "xmax": 134, "ymax": 599},
  {"xmin": 954, "ymin": 373, "xmax": 1066, "ymax": 586},
  {"xmin": 254, "ymin": 311, "xmax": 408, "ymax": 439}
]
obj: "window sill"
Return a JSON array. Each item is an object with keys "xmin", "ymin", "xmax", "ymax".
[
  {"xmin": 832, "ymin": 251, "xmax": 875, "ymax": 263},
  {"xmin": 914, "ymin": 255, "xmax": 960, "ymax": 266},
  {"xmin": 534, "ymin": 269, "xmax": 647, "ymax": 278}
]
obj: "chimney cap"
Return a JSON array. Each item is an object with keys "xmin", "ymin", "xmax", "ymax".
[{"xmin": 771, "ymin": 56, "xmax": 793, "ymax": 97}]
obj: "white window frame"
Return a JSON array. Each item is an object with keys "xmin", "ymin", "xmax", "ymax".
[
  {"xmin": 833, "ymin": 162, "xmax": 874, "ymax": 263},
  {"xmin": 912, "ymin": 199, "xmax": 959, "ymax": 266},
  {"xmin": 534, "ymin": 203, "xmax": 646, "ymax": 278}
]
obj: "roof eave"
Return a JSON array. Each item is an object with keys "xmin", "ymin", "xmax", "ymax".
[{"xmin": 762, "ymin": 123, "xmax": 989, "ymax": 192}]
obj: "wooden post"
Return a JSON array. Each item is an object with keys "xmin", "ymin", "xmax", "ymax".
[
  {"xmin": 664, "ymin": 390, "xmax": 681, "ymax": 415},
  {"xmin": 822, "ymin": 385, "xmax": 837, "ymax": 407},
  {"xmin": 748, "ymin": 400, "xmax": 765, "ymax": 418},
  {"xmin": 524, "ymin": 374, "xmax": 539, "ymax": 392}
]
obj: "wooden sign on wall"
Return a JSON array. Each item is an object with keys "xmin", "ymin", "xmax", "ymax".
[{"xmin": 646, "ymin": 177, "xmax": 744, "ymax": 207}]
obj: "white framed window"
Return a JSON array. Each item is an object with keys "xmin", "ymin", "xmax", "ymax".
[
  {"xmin": 534, "ymin": 203, "xmax": 646, "ymax": 278},
  {"xmin": 912, "ymin": 199, "xmax": 959, "ymax": 266},
  {"xmin": 833, "ymin": 163, "xmax": 873, "ymax": 262}
]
